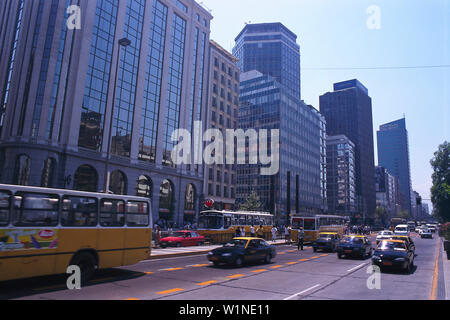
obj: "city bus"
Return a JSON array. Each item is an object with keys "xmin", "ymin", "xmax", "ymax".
[
  {"xmin": 197, "ymin": 210, "xmax": 274, "ymax": 244},
  {"xmin": 390, "ymin": 218, "xmax": 406, "ymax": 231},
  {"xmin": 290, "ymin": 215, "xmax": 349, "ymax": 243},
  {"xmin": 0, "ymin": 184, "xmax": 152, "ymax": 282}
]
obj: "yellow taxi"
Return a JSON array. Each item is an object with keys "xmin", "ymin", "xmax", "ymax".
[{"xmin": 312, "ymin": 232, "xmax": 340, "ymax": 252}]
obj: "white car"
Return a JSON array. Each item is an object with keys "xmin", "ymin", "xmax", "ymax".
[{"xmin": 376, "ymin": 230, "xmax": 394, "ymax": 244}]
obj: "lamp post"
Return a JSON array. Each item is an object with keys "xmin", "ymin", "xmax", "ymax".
[{"xmin": 104, "ymin": 37, "xmax": 131, "ymax": 194}]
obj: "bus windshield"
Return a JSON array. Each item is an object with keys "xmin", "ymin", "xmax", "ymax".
[{"xmin": 198, "ymin": 215, "xmax": 223, "ymax": 229}]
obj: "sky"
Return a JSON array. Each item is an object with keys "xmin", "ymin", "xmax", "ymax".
[{"xmin": 200, "ymin": 0, "xmax": 450, "ymax": 212}]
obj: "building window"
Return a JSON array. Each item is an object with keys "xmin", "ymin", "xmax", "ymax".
[
  {"xmin": 73, "ymin": 165, "xmax": 98, "ymax": 192},
  {"xmin": 14, "ymin": 154, "xmax": 31, "ymax": 186},
  {"xmin": 110, "ymin": 170, "xmax": 127, "ymax": 195},
  {"xmin": 136, "ymin": 175, "xmax": 152, "ymax": 198},
  {"xmin": 41, "ymin": 158, "xmax": 56, "ymax": 188},
  {"xmin": 159, "ymin": 179, "xmax": 174, "ymax": 220},
  {"xmin": 184, "ymin": 184, "xmax": 196, "ymax": 210}
]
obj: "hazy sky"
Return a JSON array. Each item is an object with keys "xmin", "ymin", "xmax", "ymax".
[{"xmin": 201, "ymin": 0, "xmax": 449, "ymax": 211}]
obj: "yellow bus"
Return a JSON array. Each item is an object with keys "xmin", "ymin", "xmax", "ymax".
[
  {"xmin": 0, "ymin": 184, "xmax": 152, "ymax": 282},
  {"xmin": 197, "ymin": 210, "xmax": 274, "ymax": 244},
  {"xmin": 290, "ymin": 215, "xmax": 348, "ymax": 243}
]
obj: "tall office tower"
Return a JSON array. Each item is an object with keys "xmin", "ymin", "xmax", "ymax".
[
  {"xmin": 320, "ymin": 79, "xmax": 376, "ymax": 221},
  {"xmin": 326, "ymin": 135, "xmax": 356, "ymax": 216},
  {"xmin": 203, "ymin": 40, "xmax": 240, "ymax": 210},
  {"xmin": 237, "ymin": 71, "xmax": 326, "ymax": 225},
  {"xmin": 0, "ymin": 0, "xmax": 212, "ymax": 226},
  {"xmin": 375, "ymin": 166, "xmax": 402, "ymax": 219},
  {"xmin": 232, "ymin": 23, "xmax": 301, "ymax": 100},
  {"xmin": 377, "ymin": 118, "xmax": 413, "ymax": 215}
]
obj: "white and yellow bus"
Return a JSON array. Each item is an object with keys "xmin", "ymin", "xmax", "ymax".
[
  {"xmin": 197, "ymin": 210, "xmax": 275, "ymax": 244},
  {"xmin": 0, "ymin": 184, "xmax": 152, "ymax": 282},
  {"xmin": 290, "ymin": 215, "xmax": 348, "ymax": 243}
]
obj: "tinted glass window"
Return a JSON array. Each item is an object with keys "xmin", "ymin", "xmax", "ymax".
[
  {"xmin": 13, "ymin": 193, "xmax": 59, "ymax": 226},
  {"xmin": 100, "ymin": 199, "xmax": 125, "ymax": 227},
  {"xmin": 0, "ymin": 191, "xmax": 11, "ymax": 226},
  {"xmin": 61, "ymin": 196, "xmax": 97, "ymax": 227}
]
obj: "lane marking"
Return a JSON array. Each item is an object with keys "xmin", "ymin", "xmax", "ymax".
[
  {"xmin": 278, "ymin": 252, "xmax": 286, "ymax": 255},
  {"xmin": 286, "ymin": 262, "xmax": 297, "ymax": 265},
  {"xmin": 299, "ymin": 259, "xmax": 309, "ymax": 262},
  {"xmin": 197, "ymin": 280, "xmax": 218, "ymax": 286},
  {"xmin": 227, "ymin": 274, "xmax": 245, "ymax": 279},
  {"xmin": 283, "ymin": 284, "xmax": 321, "ymax": 300},
  {"xmin": 157, "ymin": 288, "xmax": 184, "ymax": 295},
  {"xmin": 160, "ymin": 267, "xmax": 184, "ymax": 271},
  {"xmin": 145, "ymin": 272, "xmax": 154, "ymax": 275},
  {"xmin": 287, "ymin": 250, "xmax": 296, "ymax": 253},
  {"xmin": 251, "ymin": 269, "xmax": 268, "ymax": 273},
  {"xmin": 124, "ymin": 298, "xmax": 140, "ymax": 300},
  {"xmin": 321, "ymin": 254, "xmax": 328, "ymax": 257},
  {"xmin": 188, "ymin": 264, "xmax": 210, "ymax": 267},
  {"xmin": 270, "ymin": 265, "xmax": 283, "ymax": 269},
  {"xmin": 430, "ymin": 238, "xmax": 440, "ymax": 300},
  {"xmin": 347, "ymin": 263, "xmax": 368, "ymax": 273},
  {"xmin": 311, "ymin": 256, "xmax": 320, "ymax": 259}
]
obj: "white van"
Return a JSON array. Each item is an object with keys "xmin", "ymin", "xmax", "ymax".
[{"xmin": 394, "ymin": 224, "xmax": 409, "ymax": 235}]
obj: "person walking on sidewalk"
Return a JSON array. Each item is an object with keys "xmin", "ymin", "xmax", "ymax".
[
  {"xmin": 271, "ymin": 226, "xmax": 278, "ymax": 242},
  {"xmin": 297, "ymin": 227, "xmax": 304, "ymax": 251},
  {"xmin": 250, "ymin": 225, "xmax": 255, "ymax": 237},
  {"xmin": 285, "ymin": 225, "xmax": 291, "ymax": 244}
]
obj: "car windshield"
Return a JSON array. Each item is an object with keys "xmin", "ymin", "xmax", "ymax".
[
  {"xmin": 377, "ymin": 241, "xmax": 406, "ymax": 251},
  {"xmin": 224, "ymin": 239, "xmax": 247, "ymax": 248},
  {"xmin": 342, "ymin": 236, "xmax": 363, "ymax": 244},
  {"xmin": 172, "ymin": 232, "xmax": 187, "ymax": 237},
  {"xmin": 395, "ymin": 227, "xmax": 407, "ymax": 232},
  {"xmin": 319, "ymin": 234, "xmax": 333, "ymax": 239},
  {"xmin": 378, "ymin": 231, "xmax": 392, "ymax": 236}
]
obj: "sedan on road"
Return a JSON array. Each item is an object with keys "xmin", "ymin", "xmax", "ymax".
[
  {"xmin": 420, "ymin": 228, "xmax": 433, "ymax": 239},
  {"xmin": 207, "ymin": 237, "xmax": 276, "ymax": 267},
  {"xmin": 372, "ymin": 239, "xmax": 415, "ymax": 273},
  {"xmin": 337, "ymin": 235, "xmax": 373, "ymax": 259},
  {"xmin": 388, "ymin": 235, "xmax": 415, "ymax": 253},
  {"xmin": 376, "ymin": 230, "xmax": 394, "ymax": 244},
  {"xmin": 312, "ymin": 232, "xmax": 340, "ymax": 252},
  {"xmin": 160, "ymin": 231, "xmax": 205, "ymax": 248}
]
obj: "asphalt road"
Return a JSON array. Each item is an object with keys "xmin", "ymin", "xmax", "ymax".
[{"xmin": 0, "ymin": 233, "xmax": 443, "ymax": 300}]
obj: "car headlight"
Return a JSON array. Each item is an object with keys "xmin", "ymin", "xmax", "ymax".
[
  {"xmin": 394, "ymin": 257, "xmax": 406, "ymax": 262},
  {"xmin": 372, "ymin": 255, "xmax": 381, "ymax": 260},
  {"xmin": 208, "ymin": 251, "xmax": 214, "ymax": 255},
  {"xmin": 222, "ymin": 253, "xmax": 232, "ymax": 257}
]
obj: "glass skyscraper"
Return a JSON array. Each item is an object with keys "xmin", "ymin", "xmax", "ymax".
[
  {"xmin": 233, "ymin": 23, "xmax": 301, "ymax": 100},
  {"xmin": 377, "ymin": 118, "xmax": 413, "ymax": 215}
]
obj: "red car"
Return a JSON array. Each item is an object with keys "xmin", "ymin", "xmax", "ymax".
[{"xmin": 159, "ymin": 231, "xmax": 205, "ymax": 248}]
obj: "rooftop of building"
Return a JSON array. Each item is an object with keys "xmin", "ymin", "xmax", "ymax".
[
  {"xmin": 210, "ymin": 39, "xmax": 239, "ymax": 63},
  {"xmin": 333, "ymin": 79, "xmax": 369, "ymax": 95},
  {"xmin": 379, "ymin": 118, "xmax": 407, "ymax": 131},
  {"xmin": 234, "ymin": 22, "xmax": 298, "ymax": 43}
]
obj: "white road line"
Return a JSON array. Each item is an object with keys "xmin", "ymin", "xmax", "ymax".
[
  {"xmin": 347, "ymin": 263, "xmax": 368, "ymax": 273},
  {"xmin": 283, "ymin": 284, "xmax": 321, "ymax": 300}
]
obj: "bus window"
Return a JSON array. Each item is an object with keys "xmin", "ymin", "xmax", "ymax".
[
  {"xmin": 13, "ymin": 193, "xmax": 59, "ymax": 226},
  {"xmin": 0, "ymin": 191, "xmax": 10, "ymax": 226},
  {"xmin": 198, "ymin": 214, "xmax": 223, "ymax": 229},
  {"xmin": 61, "ymin": 196, "xmax": 97, "ymax": 227},
  {"xmin": 100, "ymin": 199, "xmax": 125, "ymax": 227},
  {"xmin": 231, "ymin": 214, "xmax": 239, "ymax": 226},
  {"xmin": 126, "ymin": 201, "xmax": 149, "ymax": 227},
  {"xmin": 224, "ymin": 216, "xmax": 232, "ymax": 229},
  {"xmin": 304, "ymin": 219, "xmax": 315, "ymax": 231},
  {"xmin": 239, "ymin": 215, "xmax": 246, "ymax": 225},
  {"xmin": 246, "ymin": 216, "xmax": 254, "ymax": 226}
]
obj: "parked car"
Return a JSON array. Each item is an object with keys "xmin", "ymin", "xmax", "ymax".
[
  {"xmin": 376, "ymin": 230, "xmax": 394, "ymax": 244},
  {"xmin": 337, "ymin": 235, "xmax": 373, "ymax": 259},
  {"xmin": 312, "ymin": 232, "xmax": 340, "ymax": 252},
  {"xmin": 159, "ymin": 230, "xmax": 205, "ymax": 248},
  {"xmin": 207, "ymin": 237, "xmax": 276, "ymax": 267},
  {"xmin": 372, "ymin": 239, "xmax": 415, "ymax": 273}
]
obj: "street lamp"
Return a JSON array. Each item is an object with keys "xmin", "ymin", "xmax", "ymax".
[{"xmin": 104, "ymin": 37, "xmax": 131, "ymax": 194}]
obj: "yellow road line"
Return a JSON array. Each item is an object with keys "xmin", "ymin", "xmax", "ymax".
[
  {"xmin": 197, "ymin": 280, "xmax": 218, "ymax": 286},
  {"xmin": 286, "ymin": 262, "xmax": 297, "ymax": 265},
  {"xmin": 157, "ymin": 288, "xmax": 184, "ymax": 295},
  {"xmin": 270, "ymin": 265, "xmax": 283, "ymax": 269},
  {"xmin": 251, "ymin": 269, "xmax": 268, "ymax": 273},
  {"xmin": 321, "ymin": 254, "xmax": 328, "ymax": 257},
  {"xmin": 278, "ymin": 252, "xmax": 286, "ymax": 254},
  {"xmin": 311, "ymin": 256, "xmax": 320, "ymax": 259},
  {"xmin": 145, "ymin": 272, "xmax": 154, "ymax": 275},
  {"xmin": 227, "ymin": 274, "xmax": 245, "ymax": 279},
  {"xmin": 299, "ymin": 259, "xmax": 309, "ymax": 262},
  {"xmin": 124, "ymin": 298, "xmax": 140, "ymax": 300},
  {"xmin": 191, "ymin": 264, "xmax": 210, "ymax": 267},
  {"xmin": 163, "ymin": 267, "xmax": 184, "ymax": 271},
  {"xmin": 430, "ymin": 240, "xmax": 440, "ymax": 300}
]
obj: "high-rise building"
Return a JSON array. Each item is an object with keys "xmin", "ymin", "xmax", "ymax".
[
  {"xmin": 320, "ymin": 79, "xmax": 376, "ymax": 221},
  {"xmin": 377, "ymin": 118, "xmax": 413, "ymax": 215},
  {"xmin": 326, "ymin": 135, "xmax": 356, "ymax": 215},
  {"xmin": 237, "ymin": 71, "xmax": 326, "ymax": 225},
  {"xmin": 203, "ymin": 40, "xmax": 240, "ymax": 210},
  {"xmin": 375, "ymin": 166, "xmax": 402, "ymax": 219},
  {"xmin": 0, "ymin": 0, "xmax": 213, "ymax": 226},
  {"xmin": 233, "ymin": 23, "xmax": 301, "ymax": 100}
]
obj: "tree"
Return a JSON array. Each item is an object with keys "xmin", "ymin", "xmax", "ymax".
[
  {"xmin": 430, "ymin": 141, "xmax": 450, "ymax": 222},
  {"xmin": 239, "ymin": 191, "xmax": 262, "ymax": 211},
  {"xmin": 397, "ymin": 210, "xmax": 410, "ymax": 220}
]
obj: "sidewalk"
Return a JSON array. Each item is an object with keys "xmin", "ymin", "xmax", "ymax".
[
  {"xmin": 440, "ymin": 237, "xmax": 450, "ymax": 300},
  {"xmin": 148, "ymin": 239, "xmax": 294, "ymax": 260}
]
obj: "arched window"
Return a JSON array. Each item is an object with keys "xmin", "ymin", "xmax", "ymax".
[
  {"xmin": 110, "ymin": 170, "xmax": 127, "ymax": 195},
  {"xmin": 41, "ymin": 158, "xmax": 56, "ymax": 188},
  {"xmin": 136, "ymin": 175, "xmax": 152, "ymax": 198},
  {"xmin": 159, "ymin": 179, "xmax": 174, "ymax": 220},
  {"xmin": 184, "ymin": 184, "xmax": 196, "ymax": 210},
  {"xmin": 14, "ymin": 154, "xmax": 31, "ymax": 186},
  {"xmin": 73, "ymin": 165, "xmax": 98, "ymax": 192}
]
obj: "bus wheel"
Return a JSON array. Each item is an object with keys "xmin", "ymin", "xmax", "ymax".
[{"xmin": 71, "ymin": 252, "xmax": 96, "ymax": 284}]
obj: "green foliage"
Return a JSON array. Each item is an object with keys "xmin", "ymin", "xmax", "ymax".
[
  {"xmin": 430, "ymin": 141, "xmax": 450, "ymax": 222},
  {"xmin": 397, "ymin": 210, "xmax": 410, "ymax": 219},
  {"xmin": 239, "ymin": 191, "xmax": 262, "ymax": 211},
  {"xmin": 439, "ymin": 222, "xmax": 450, "ymax": 241},
  {"xmin": 375, "ymin": 206, "xmax": 388, "ymax": 225}
]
